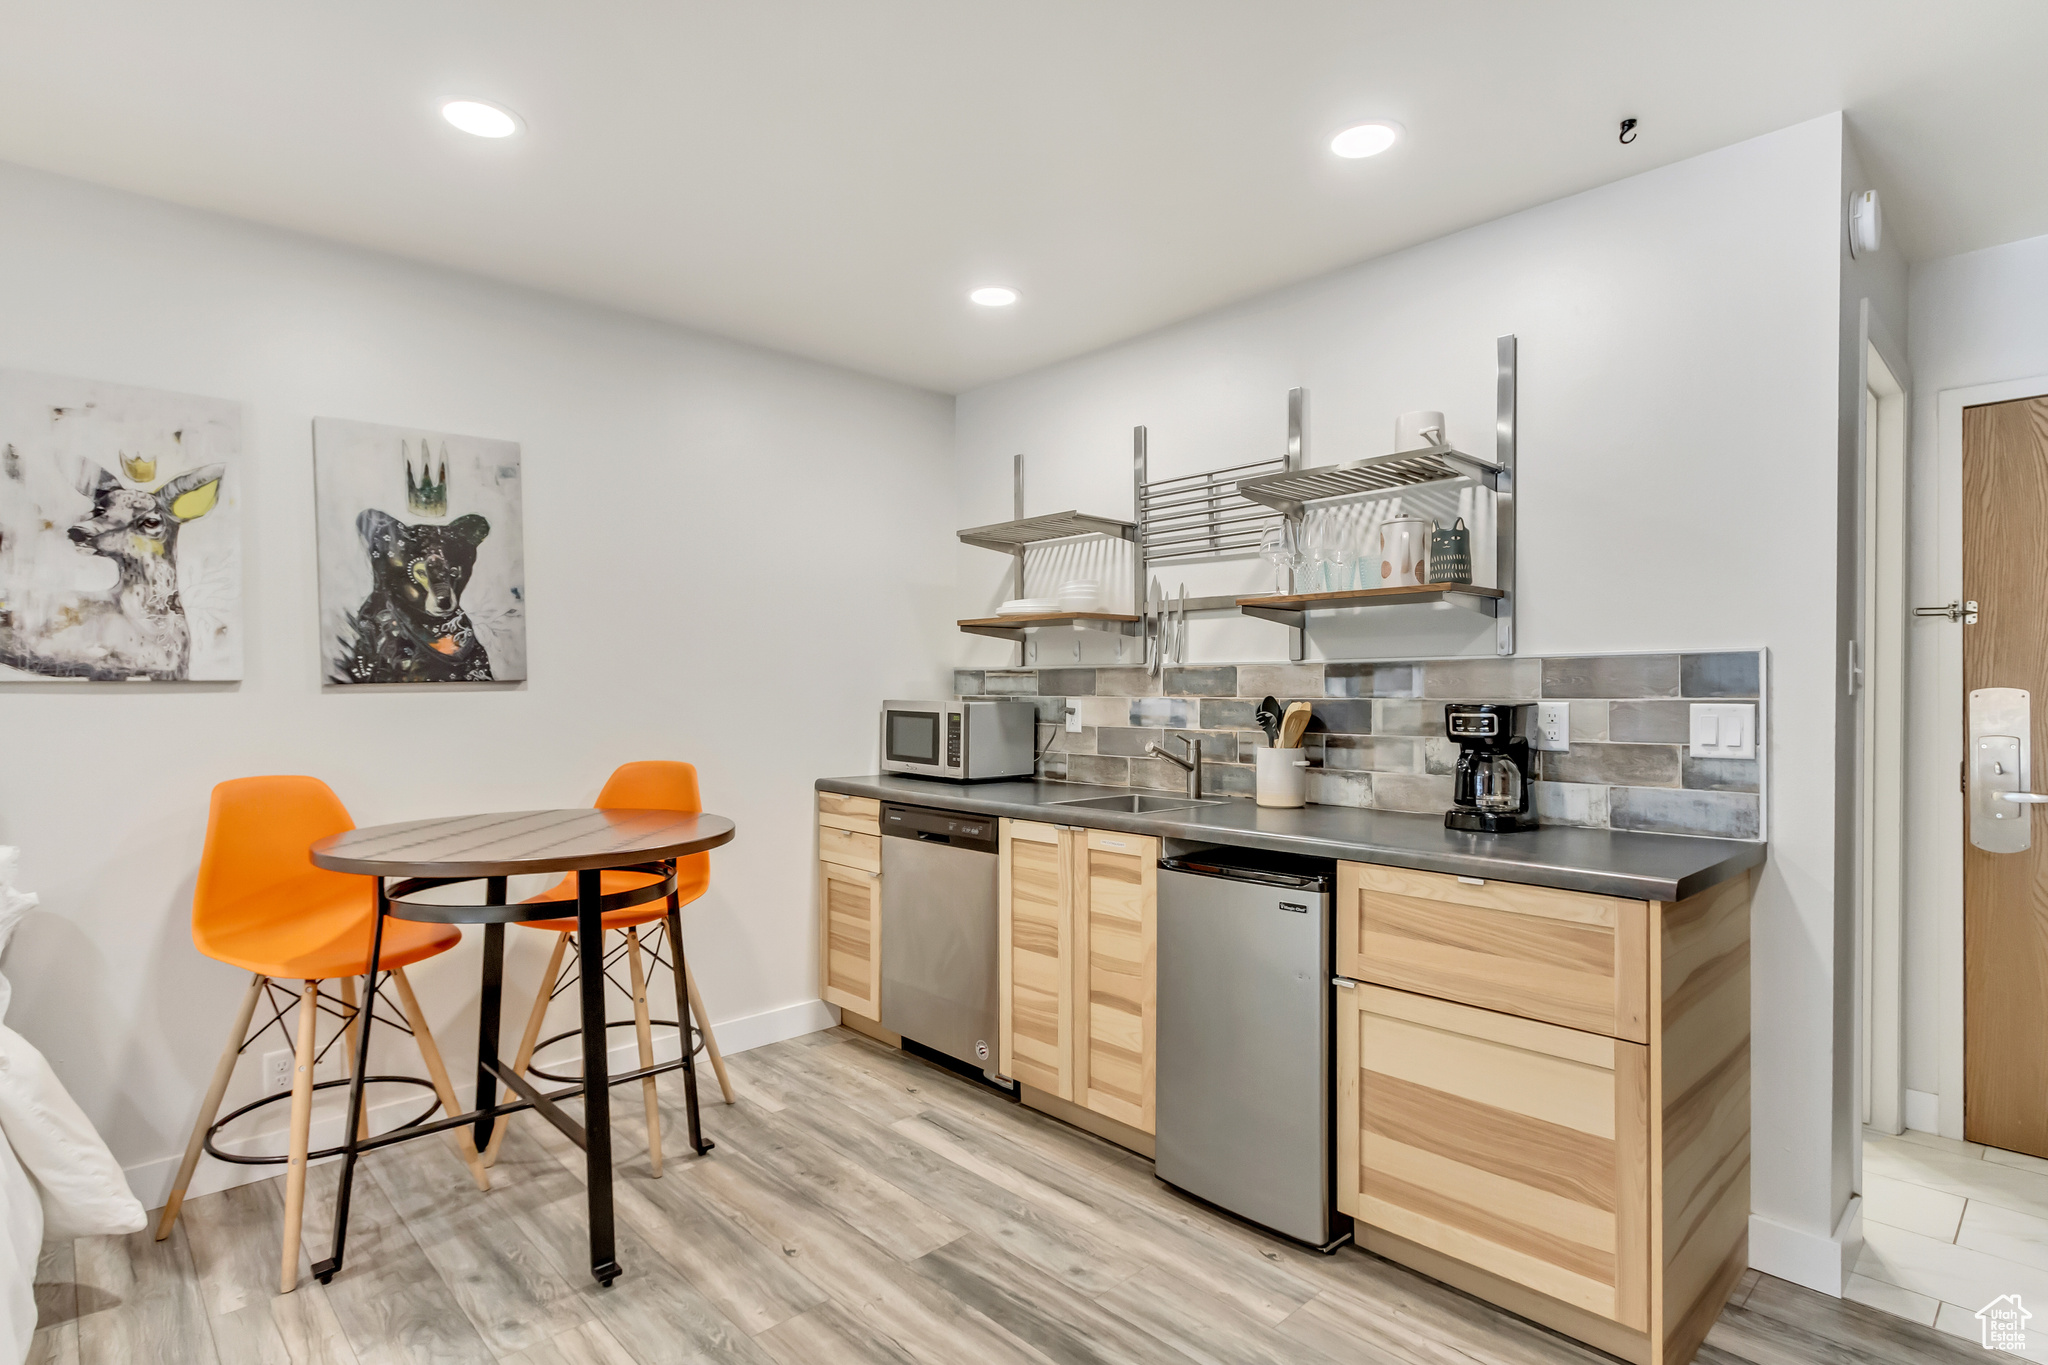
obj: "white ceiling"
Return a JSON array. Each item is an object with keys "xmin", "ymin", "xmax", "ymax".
[{"xmin": 0, "ymin": 2, "xmax": 2041, "ymax": 392}]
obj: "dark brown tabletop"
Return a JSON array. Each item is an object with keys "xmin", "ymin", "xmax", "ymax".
[{"xmin": 309, "ymin": 808, "xmax": 736, "ymax": 878}]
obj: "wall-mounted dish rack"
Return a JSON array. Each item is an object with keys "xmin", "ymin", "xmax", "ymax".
[{"xmin": 957, "ymin": 335, "xmax": 1518, "ymax": 661}]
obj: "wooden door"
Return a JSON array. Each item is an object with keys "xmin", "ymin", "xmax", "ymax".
[
  {"xmin": 1964, "ymin": 395, "xmax": 2048, "ymax": 1155},
  {"xmin": 1074, "ymin": 829, "xmax": 1158, "ymax": 1133},
  {"xmin": 1337, "ymin": 983, "xmax": 1650, "ymax": 1330},
  {"xmin": 819, "ymin": 859, "xmax": 881, "ymax": 1019},
  {"xmin": 1000, "ymin": 820, "xmax": 1072, "ymax": 1098}
]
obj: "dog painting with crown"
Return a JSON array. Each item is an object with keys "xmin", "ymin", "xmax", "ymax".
[
  {"xmin": 0, "ymin": 369, "xmax": 243, "ymax": 681},
  {"xmin": 314, "ymin": 420, "xmax": 527, "ymax": 685}
]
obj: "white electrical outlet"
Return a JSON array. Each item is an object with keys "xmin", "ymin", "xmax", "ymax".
[
  {"xmin": 1065, "ymin": 703, "xmax": 1081, "ymax": 734},
  {"xmin": 264, "ymin": 1049, "xmax": 294, "ymax": 1094},
  {"xmin": 1533, "ymin": 701, "xmax": 1570, "ymax": 752},
  {"xmin": 1689, "ymin": 703, "xmax": 1757, "ymax": 759}
]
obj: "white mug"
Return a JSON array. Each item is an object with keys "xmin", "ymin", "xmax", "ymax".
[
  {"xmin": 1379, "ymin": 515, "xmax": 1430, "ymax": 587},
  {"xmin": 1395, "ymin": 409, "xmax": 1446, "ymax": 451}
]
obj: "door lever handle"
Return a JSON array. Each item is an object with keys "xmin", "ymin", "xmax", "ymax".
[{"xmin": 2000, "ymin": 792, "xmax": 2048, "ymax": 805}]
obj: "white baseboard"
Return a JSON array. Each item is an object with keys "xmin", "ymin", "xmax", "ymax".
[
  {"xmin": 1904, "ymin": 1089, "xmax": 1940, "ymax": 1134},
  {"xmin": 125, "ymin": 995, "xmax": 837, "ymax": 1210},
  {"xmin": 1749, "ymin": 1195, "xmax": 1862, "ymax": 1297}
]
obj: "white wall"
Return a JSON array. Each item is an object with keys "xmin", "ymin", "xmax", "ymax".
[
  {"xmin": 0, "ymin": 161, "xmax": 958, "ymax": 1196},
  {"xmin": 1901, "ymin": 231, "xmax": 2048, "ymax": 1123},
  {"xmin": 956, "ymin": 115, "xmax": 1855, "ymax": 1288}
]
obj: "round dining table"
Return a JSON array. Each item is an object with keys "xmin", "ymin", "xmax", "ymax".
[{"xmin": 308, "ymin": 807, "xmax": 736, "ymax": 1288}]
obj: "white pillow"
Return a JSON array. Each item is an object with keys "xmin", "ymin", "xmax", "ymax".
[{"xmin": 0, "ymin": 1119, "xmax": 40, "ymax": 1365}]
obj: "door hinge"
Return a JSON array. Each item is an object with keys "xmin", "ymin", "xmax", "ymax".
[{"xmin": 1963, "ymin": 759, "xmax": 1969, "ymax": 794}]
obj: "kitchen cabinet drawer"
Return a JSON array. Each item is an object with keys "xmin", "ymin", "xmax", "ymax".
[
  {"xmin": 1337, "ymin": 862, "xmax": 1648, "ymax": 1042},
  {"xmin": 1000, "ymin": 819, "xmax": 1072, "ymax": 1097},
  {"xmin": 819, "ymin": 859, "xmax": 881, "ymax": 1019},
  {"xmin": 1074, "ymin": 829, "xmax": 1158, "ymax": 1133},
  {"xmin": 1338, "ymin": 983, "xmax": 1649, "ymax": 1331},
  {"xmin": 817, "ymin": 792, "xmax": 880, "ymax": 834},
  {"xmin": 818, "ymin": 824, "xmax": 881, "ymax": 874}
]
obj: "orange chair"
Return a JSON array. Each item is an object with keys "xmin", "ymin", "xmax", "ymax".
[
  {"xmin": 156, "ymin": 776, "xmax": 484, "ymax": 1294},
  {"xmin": 488, "ymin": 761, "xmax": 732, "ymax": 1177}
]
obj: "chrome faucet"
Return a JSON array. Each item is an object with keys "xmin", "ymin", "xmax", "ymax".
[{"xmin": 1146, "ymin": 735, "xmax": 1204, "ymax": 799}]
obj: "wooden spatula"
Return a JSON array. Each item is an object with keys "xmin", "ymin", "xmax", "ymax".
[{"xmin": 1279, "ymin": 702, "xmax": 1313, "ymax": 750}]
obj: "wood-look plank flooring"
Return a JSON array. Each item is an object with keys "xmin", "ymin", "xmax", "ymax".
[{"xmin": 30, "ymin": 1028, "xmax": 2016, "ymax": 1365}]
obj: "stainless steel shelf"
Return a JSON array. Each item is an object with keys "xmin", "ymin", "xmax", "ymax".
[
  {"xmin": 957, "ymin": 510, "xmax": 1136, "ymax": 552},
  {"xmin": 1235, "ymin": 445, "xmax": 1503, "ymax": 519},
  {"xmin": 1237, "ymin": 583, "xmax": 1504, "ymax": 630},
  {"xmin": 957, "ymin": 611, "xmax": 1140, "ymax": 643}
]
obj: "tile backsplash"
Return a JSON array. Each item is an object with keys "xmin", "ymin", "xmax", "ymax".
[{"xmin": 955, "ymin": 650, "xmax": 1765, "ymax": 841}]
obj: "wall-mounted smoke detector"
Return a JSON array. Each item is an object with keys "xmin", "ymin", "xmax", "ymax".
[{"xmin": 1848, "ymin": 189, "xmax": 1882, "ymax": 257}]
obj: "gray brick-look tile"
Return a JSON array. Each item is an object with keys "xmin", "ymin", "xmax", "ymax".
[
  {"xmin": 1048, "ymin": 726, "xmax": 1097, "ymax": 756},
  {"xmin": 1422, "ymin": 736, "xmax": 1459, "ymax": 775},
  {"xmin": 1568, "ymin": 701, "xmax": 1609, "ymax": 742},
  {"xmin": 1200, "ymin": 698, "xmax": 1263, "ymax": 731},
  {"xmin": 1683, "ymin": 755, "xmax": 1761, "ymax": 793},
  {"xmin": 982, "ymin": 669, "xmax": 1040, "ymax": 695},
  {"xmin": 1308, "ymin": 699, "xmax": 1373, "ymax": 735},
  {"xmin": 1609, "ymin": 700, "xmax": 1693, "ymax": 744},
  {"xmin": 1163, "ymin": 728, "xmax": 1239, "ymax": 761},
  {"xmin": 1035, "ymin": 667, "xmax": 1097, "ymax": 697},
  {"xmin": 1609, "ymin": 786, "xmax": 1759, "ymax": 839},
  {"xmin": 1019, "ymin": 695, "xmax": 1067, "ymax": 723},
  {"xmin": 1204, "ymin": 763, "xmax": 1257, "ymax": 797},
  {"xmin": 1371, "ymin": 772, "xmax": 1456, "ymax": 814},
  {"xmin": 1681, "ymin": 651, "xmax": 1761, "ymax": 698},
  {"xmin": 1374, "ymin": 699, "xmax": 1442, "ymax": 737},
  {"xmin": 1306, "ymin": 770, "xmax": 1373, "ymax": 808},
  {"xmin": 1077, "ymin": 696, "xmax": 1132, "ymax": 728},
  {"xmin": 1040, "ymin": 750, "xmax": 1069, "ymax": 779},
  {"xmin": 1324, "ymin": 663, "xmax": 1422, "ymax": 698},
  {"xmin": 1541, "ymin": 654, "xmax": 1680, "ymax": 699},
  {"xmin": 1323, "ymin": 735, "xmax": 1423, "ymax": 773},
  {"xmin": 1163, "ymin": 665, "xmax": 1238, "ymax": 697},
  {"xmin": 1238, "ymin": 663, "xmax": 1326, "ymax": 699},
  {"xmin": 1094, "ymin": 666, "xmax": 1162, "ymax": 697},
  {"xmin": 1129, "ymin": 756, "xmax": 1190, "ymax": 792},
  {"xmin": 1097, "ymin": 726, "xmax": 1165, "ymax": 757},
  {"xmin": 1129, "ymin": 697, "xmax": 1199, "ymax": 728},
  {"xmin": 1422, "ymin": 656, "xmax": 1542, "ymax": 700},
  {"xmin": 1065, "ymin": 754, "xmax": 1130, "ymax": 787},
  {"xmin": 1540, "ymin": 743, "xmax": 1682, "ymax": 787},
  {"xmin": 1533, "ymin": 781, "xmax": 1609, "ymax": 829},
  {"xmin": 954, "ymin": 670, "xmax": 986, "ymax": 696}
]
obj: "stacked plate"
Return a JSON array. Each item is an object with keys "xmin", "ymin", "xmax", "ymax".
[
  {"xmin": 995, "ymin": 597, "xmax": 1060, "ymax": 615},
  {"xmin": 1055, "ymin": 580, "xmax": 1100, "ymax": 612}
]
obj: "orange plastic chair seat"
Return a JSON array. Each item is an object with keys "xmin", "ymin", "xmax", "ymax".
[
  {"xmin": 518, "ymin": 868, "xmax": 688, "ymax": 935},
  {"xmin": 196, "ymin": 885, "xmax": 461, "ymax": 980}
]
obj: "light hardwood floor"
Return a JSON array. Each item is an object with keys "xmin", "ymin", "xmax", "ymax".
[{"xmin": 32, "ymin": 1030, "xmax": 2019, "ymax": 1365}]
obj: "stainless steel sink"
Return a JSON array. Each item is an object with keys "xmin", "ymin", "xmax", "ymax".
[{"xmin": 1048, "ymin": 793, "xmax": 1226, "ymax": 813}]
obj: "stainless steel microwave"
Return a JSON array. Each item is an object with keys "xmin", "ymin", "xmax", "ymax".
[{"xmin": 880, "ymin": 699, "xmax": 1037, "ymax": 781}]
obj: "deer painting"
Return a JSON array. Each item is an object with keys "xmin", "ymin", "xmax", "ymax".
[{"xmin": 0, "ymin": 461, "xmax": 225, "ymax": 680}]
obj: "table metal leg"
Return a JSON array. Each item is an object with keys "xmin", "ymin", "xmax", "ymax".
[
  {"xmin": 315, "ymin": 879, "xmax": 389, "ymax": 1285},
  {"xmin": 474, "ymin": 879, "xmax": 506, "ymax": 1152},
  {"xmin": 665, "ymin": 892, "xmax": 712, "ymax": 1155},
  {"xmin": 577, "ymin": 869, "xmax": 620, "ymax": 1287}
]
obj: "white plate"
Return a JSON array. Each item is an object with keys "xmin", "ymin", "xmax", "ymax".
[{"xmin": 995, "ymin": 598, "xmax": 1060, "ymax": 615}]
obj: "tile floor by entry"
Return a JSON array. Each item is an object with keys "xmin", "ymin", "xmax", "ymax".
[
  {"xmin": 1858, "ymin": 1126, "xmax": 2048, "ymax": 1359},
  {"xmin": 26, "ymin": 1032, "xmax": 2019, "ymax": 1364}
]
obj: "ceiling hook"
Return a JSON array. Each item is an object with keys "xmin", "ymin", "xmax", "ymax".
[{"xmin": 1618, "ymin": 118, "xmax": 1639, "ymax": 145}]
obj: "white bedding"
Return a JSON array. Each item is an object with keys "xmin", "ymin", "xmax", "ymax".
[{"xmin": 0, "ymin": 848, "xmax": 144, "ymax": 1365}]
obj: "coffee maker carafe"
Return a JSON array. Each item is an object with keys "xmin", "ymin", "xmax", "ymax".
[{"xmin": 1444, "ymin": 702, "xmax": 1538, "ymax": 833}]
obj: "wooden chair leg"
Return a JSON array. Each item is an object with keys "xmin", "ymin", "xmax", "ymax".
[
  {"xmin": 157, "ymin": 972, "xmax": 267, "ymax": 1239},
  {"xmin": 279, "ymin": 979, "xmax": 320, "ymax": 1294},
  {"xmin": 483, "ymin": 931, "xmax": 569, "ymax": 1168},
  {"xmin": 338, "ymin": 975, "xmax": 369, "ymax": 1142},
  {"xmin": 389, "ymin": 967, "xmax": 491, "ymax": 1193},
  {"xmin": 683, "ymin": 957, "xmax": 735, "ymax": 1105},
  {"xmin": 626, "ymin": 929, "xmax": 662, "ymax": 1176}
]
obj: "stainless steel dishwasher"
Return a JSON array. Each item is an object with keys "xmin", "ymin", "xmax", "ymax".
[
  {"xmin": 877, "ymin": 801, "xmax": 1002, "ymax": 1077},
  {"xmin": 1156, "ymin": 845, "xmax": 1347, "ymax": 1250}
]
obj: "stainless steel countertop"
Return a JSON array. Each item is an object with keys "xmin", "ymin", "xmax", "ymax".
[{"xmin": 816, "ymin": 775, "xmax": 1763, "ymax": 902}]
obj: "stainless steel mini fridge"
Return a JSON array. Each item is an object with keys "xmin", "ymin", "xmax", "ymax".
[{"xmin": 1155, "ymin": 846, "xmax": 1347, "ymax": 1250}]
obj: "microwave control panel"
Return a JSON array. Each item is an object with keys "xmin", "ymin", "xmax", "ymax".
[{"xmin": 946, "ymin": 712, "xmax": 962, "ymax": 767}]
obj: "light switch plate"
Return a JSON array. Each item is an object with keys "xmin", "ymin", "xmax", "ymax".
[
  {"xmin": 1690, "ymin": 703, "xmax": 1757, "ymax": 759},
  {"xmin": 1533, "ymin": 702, "xmax": 1569, "ymax": 752}
]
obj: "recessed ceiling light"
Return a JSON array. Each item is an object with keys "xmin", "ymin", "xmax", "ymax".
[
  {"xmin": 1329, "ymin": 122, "xmax": 1400, "ymax": 159},
  {"xmin": 442, "ymin": 99, "xmax": 520, "ymax": 138},
  {"xmin": 970, "ymin": 287, "xmax": 1019, "ymax": 307}
]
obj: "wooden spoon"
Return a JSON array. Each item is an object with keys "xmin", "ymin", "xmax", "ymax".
[{"xmin": 1279, "ymin": 701, "xmax": 1313, "ymax": 750}]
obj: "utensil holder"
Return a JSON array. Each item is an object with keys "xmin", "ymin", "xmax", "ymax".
[{"xmin": 1256, "ymin": 747, "xmax": 1309, "ymax": 808}]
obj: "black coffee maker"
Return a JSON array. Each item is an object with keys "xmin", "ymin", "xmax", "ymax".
[{"xmin": 1443, "ymin": 702, "xmax": 1538, "ymax": 832}]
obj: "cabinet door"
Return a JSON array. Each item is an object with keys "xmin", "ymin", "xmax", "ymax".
[
  {"xmin": 819, "ymin": 859, "xmax": 881, "ymax": 1019},
  {"xmin": 1000, "ymin": 820, "xmax": 1072, "ymax": 1098},
  {"xmin": 1337, "ymin": 983, "xmax": 1649, "ymax": 1330},
  {"xmin": 1074, "ymin": 829, "xmax": 1158, "ymax": 1133}
]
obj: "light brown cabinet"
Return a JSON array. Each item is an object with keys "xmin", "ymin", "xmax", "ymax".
[
  {"xmin": 997, "ymin": 819, "xmax": 1158, "ymax": 1137},
  {"xmin": 817, "ymin": 795, "xmax": 882, "ymax": 1021},
  {"xmin": 1335, "ymin": 861, "xmax": 1753, "ymax": 1365}
]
